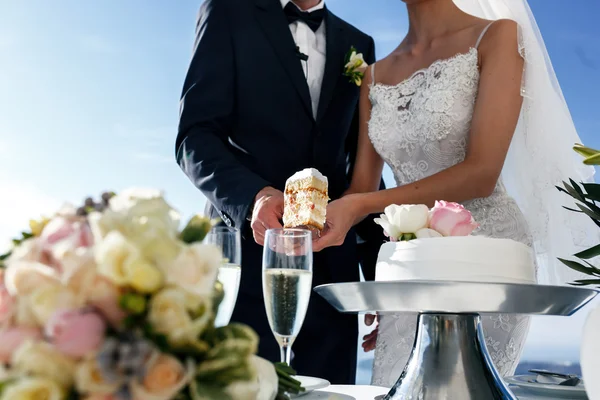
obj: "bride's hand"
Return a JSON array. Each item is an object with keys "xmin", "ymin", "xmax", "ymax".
[{"xmin": 313, "ymin": 195, "xmax": 361, "ymax": 252}]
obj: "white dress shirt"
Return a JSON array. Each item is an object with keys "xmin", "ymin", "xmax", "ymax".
[{"xmin": 280, "ymin": 0, "xmax": 327, "ymax": 118}]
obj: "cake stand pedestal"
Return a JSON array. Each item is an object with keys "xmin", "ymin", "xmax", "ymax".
[{"xmin": 314, "ymin": 281, "xmax": 597, "ymax": 400}]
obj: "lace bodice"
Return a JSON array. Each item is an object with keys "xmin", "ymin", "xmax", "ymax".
[
  {"xmin": 368, "ymin": 47, "xmax": 532, "ymax": 246},
  {"xmin": 368, "ymin": 25, "xmax": 535, "ymax": 387}
]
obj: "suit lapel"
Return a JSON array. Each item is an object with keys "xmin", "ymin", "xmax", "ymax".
[
  {"xmin": 255, "ymin": 0, "xmax": 313, "ymax": 118},
  {"xmin": 316, "ymin": 9, "xmax": 345, "ymax": 123}
]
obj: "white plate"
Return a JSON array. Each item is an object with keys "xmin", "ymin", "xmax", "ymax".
[
  {"xmin": 290, "ymin": 376, "xmax": 330, "ymax": 397},
  {"xmin": 582, "ymin": 305, "xmax": 600, "ymax": 400},
  {"xmin": 505, "ymin": 375, "xmax": 587, "ymax": 399}
]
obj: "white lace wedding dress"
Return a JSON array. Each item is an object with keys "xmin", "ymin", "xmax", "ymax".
[{"xmin": 368, "ymin": 23, "xmax": 536, "ymax": 387}]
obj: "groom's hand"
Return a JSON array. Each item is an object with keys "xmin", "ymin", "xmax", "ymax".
[{"xmin": 251, "ymin": 186, "xmax": 284, "ymax": 246}]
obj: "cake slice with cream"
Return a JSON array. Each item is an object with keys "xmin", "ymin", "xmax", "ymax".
[{"xmin": 283, "ymin": 168, "xmax": 329, "ymax": 231}]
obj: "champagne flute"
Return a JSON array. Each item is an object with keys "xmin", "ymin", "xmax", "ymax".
[
  {"xmin": 205, "ymin": 226, "xmax": 242, "ymax": 327},
  {"xmin": 262, "ymin": 228, "xmax": 313, "ymax": 366}
]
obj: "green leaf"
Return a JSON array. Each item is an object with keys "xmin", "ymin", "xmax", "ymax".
[
  {"xmin": 583, "ymin": 183, "xmax": 600, "ymax": 202},
  {"xmin": 584, "ymin": 152, "xmax": 600, "ymax": 166},
  {"xmin": 571, "ymin": 279, "xmax": 600, "ymax": 286},
  {"xmin": 574, "ymin": 244, "xmax": 600, "ymax": 260},
  {"xmin": 558, "ymin": 258, "xmax": 597, "ymax": 275},
  {"xmin": 574, "ymin": 143, "xmax": 600, "ymax": 158},
  {"xmin": 576, "ymin": 203, "xmax": 600, "ymax": 223},
  {"xmin": 570, "ymin": 179, "xmax": 585, "ymax": 198},
  {"xmin": 561, "ymin": 181, "xmax": 584, "ymax": 202}
]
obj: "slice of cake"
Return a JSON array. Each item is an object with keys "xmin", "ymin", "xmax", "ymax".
[{"xmin": 283, "ymin": 168, "xmax": 329, "ymax": 231}]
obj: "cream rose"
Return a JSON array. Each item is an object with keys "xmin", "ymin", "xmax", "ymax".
[
  {"xmin": 165, "ymin": 243, "xmax": 221, "ymax": 297},
  {"xmin": 28, "ymin": 284, "xmax": 81, "ymax": 325},
  {"xmin": 148, "ymin": 288, "xmax": 211, "ymax": 348},
  {"xmin": 0, "ymin": 377, "xmax": 63, "ymax": 400},
  {"xmin": 374, "ymin": 204, "xmax": 430, "ymax": 240},
  {"xmin": 95, "ymin": 231, "xmax": 163, "ymax": 292},
  {"xmin": 3, "ymin": 261, "xmax": 60, "ymax": 297},
  {"xmin": 12, "ymin": 341, "xmax": 76, "ymax": 388},
  {"xmin": 75, "ymin": 357, "xmax": 123, "ymax": 395}
]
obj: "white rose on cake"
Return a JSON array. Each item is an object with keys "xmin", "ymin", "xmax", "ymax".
[{"xmin": 373, "ymin": 204, "xmax": 429, "ymax": 241}]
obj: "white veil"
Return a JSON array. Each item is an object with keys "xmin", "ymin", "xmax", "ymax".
[{"xmin": 453, "ymin": 0, "xmax": 598, "ymax": 285}]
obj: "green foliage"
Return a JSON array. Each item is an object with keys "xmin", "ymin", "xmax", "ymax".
[{"xmin": 558, "ymin": 144, "xmax": 600, "ymax": 287}]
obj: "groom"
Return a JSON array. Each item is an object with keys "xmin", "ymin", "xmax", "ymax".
[{"xmin": 175, "ymin": 0, "xmax": 384, "ymax": 383}]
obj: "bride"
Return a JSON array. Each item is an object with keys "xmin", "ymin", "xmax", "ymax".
[{"xmin": 313, "ymin": 0, "xmax": 595, "ymax": 387}]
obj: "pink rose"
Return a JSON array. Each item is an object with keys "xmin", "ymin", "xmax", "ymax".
[
  {"xmin": 41, "ymin": 216, "xmax": 94, "ymax": 250},
  {"xmin": 0, "ymin": 272, "xmax": 15, "ymax": 326},
  {"xmin": 87, "ymin": 277, "xmax": 126, "ymax": 327},
  {"xmin": 0, "ymin": 327, "xmax": 42, "ymax": 362},
  {"xmin": 45, "ymin": 309, "xmax": 106, "ymax": 358},
  {"xmin": 428, "ymin": 201, "xmax": 479, "ymax": 237}
]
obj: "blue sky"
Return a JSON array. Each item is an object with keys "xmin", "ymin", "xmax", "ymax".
[{"xmin": 0, "ymin": 0, "xmax": 599, "ymax": 366}]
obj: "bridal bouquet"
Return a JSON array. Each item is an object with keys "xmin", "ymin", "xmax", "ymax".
[
  {"xmin": 558, "ymin": 144, "xmax": 600, "ymax": 287},
  {"xmin": 0, "ymin": 189, "xmax": 300, "ymax": 400},
  {"xmin": 374, "ymin": 201, "xmax": 479, "ymax": 241}
]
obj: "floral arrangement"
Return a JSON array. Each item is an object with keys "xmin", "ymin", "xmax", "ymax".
[
  {"xmin": 374, "ymin": 201, "xmax": 479, "ymax": 241},
  {"xmin": 343, "ymin": 46, "xmax": 368, "ymax": 87},
  {"xmin": 0, "ymin": 188, "xmax": 302, "ymax": 400},
  {"xmin": 558, "ymin": 143, "xmax": 600, "ymax": 287}
]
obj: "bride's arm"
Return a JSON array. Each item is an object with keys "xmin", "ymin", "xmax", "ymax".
[
  {"xmin": 353, "ymin": 20, "xmax": 523, "ymax": 215},
  {"xmin": 344, "ymin": 63, "xmax": 385, "ymax": 196},
  {"xmin": 314, "ymin": 20, "xmax": 523, "ymax": 251}
]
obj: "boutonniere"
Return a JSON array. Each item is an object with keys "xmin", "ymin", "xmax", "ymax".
[{"xmin": 343, "ymin": 46, "xmax": 368, "ymax": 86}]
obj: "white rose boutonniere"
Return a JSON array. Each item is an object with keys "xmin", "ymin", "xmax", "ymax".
[{"xmin": 344, "ymin": 46, "xmax": 368, "ymax": 86}]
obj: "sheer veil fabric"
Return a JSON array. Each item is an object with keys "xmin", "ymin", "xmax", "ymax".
[{"xmin": 453, "ymin": 0, "xmax": 597, "ymax": 285}]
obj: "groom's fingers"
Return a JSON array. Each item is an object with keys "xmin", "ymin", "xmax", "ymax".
[{"xmin": 365, "ymin": 313, "xmax": 376, "ymax": 326}]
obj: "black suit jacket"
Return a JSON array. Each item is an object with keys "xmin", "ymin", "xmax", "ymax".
[{"xmin": 175, "ymin": 0, "xmax": 384, "ymax": 382}]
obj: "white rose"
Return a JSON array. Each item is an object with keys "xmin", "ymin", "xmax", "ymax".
[
  {"xmin": 374, "ymin": 204, "xmax": 429, "ymax": 239},
  {"xmin": 75, "ymin": 357, "xmax": 123, "ymax": 395},
  {"xmin": 345, "ymin": 51, "xmax": 368, "ymax": 73},
  {"xmin": 12, "ymin": 341, "xmax": 76, "ymax": 388},
  {"xmin": 1, "ymin": 377, "xmax": 63, "ymax": 400},
  {"xmin": 415, "ymin": 228, "xmax": 443, "ymax": 239},
  {"xmin": 148, "ymin": 288, "xmax": 211, "ymax": 348},
  {"xmin": 165, "ymin": 243, "xmax": 221, "ymax": 297}
]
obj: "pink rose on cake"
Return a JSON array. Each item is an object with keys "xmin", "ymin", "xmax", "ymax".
[
  {"xmin": 429, "ymin": 201, "xmax": 479, "ymax": 237},
  {"xmin": 374, "ymin": 201, "xmax": 478, "ymax": 241}
]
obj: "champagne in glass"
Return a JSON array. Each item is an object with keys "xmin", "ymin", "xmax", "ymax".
[
  {"xmin": 205, "ymin": 226, "xmax": 242, "ymax": 327},
  {"xmin": 262, "ymin": 228, "xmax": 313, "ymax": 366}
]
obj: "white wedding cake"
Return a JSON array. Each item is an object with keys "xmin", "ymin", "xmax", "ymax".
[{"xmin": 375, "ymin": 236, "xmax": 536, "ymax": 284}]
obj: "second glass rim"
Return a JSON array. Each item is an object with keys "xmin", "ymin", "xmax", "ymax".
[{"xmin": 266, "ymin": 228, "xmax": 313, "ymax": 238}]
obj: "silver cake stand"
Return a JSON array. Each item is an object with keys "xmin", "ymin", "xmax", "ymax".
[{"xmin": 314, "ymin": 280, "xmax": 597, "ymax": 400}]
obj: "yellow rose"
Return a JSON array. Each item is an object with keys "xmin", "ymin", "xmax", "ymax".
[
  {"xmin": 125, "ymin": 258, "xmax": 163, "ymax": 294},
  {"xmin": 148, "ymin": 288, "xmax": 211, "ymax": 348},
  {"xmin": 95, "ymin": 231, "xmax": 163, "ymax": 293},
  {"xmin": 29, "ymin": 216, "xmax": 51, "ymax": 237},
  {"xmin": 28, "ymin": 284, "xmax": 81, "ymax": 325},
  {"xmin": 1, "ymin": 377, "xmax": 63, "ymax": 400},
  {"xmin": 75, "ymin": 357, "xmax": 123, "ymax": 395},
  {"xmin": 165, "ymin": 244, "xmax": 221, "ymax": 297},
  {"xmin": 12, "ymin": 341, "xmax": 76, "ymax": 388}
]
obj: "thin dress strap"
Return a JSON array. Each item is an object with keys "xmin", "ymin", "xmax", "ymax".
[
  {"xmin": 370, "ymin": 63, "xmax": 376, "ymax": 84},
  {"xmin": 475, "ymin": 21, "xmax": 496, "ymax": 49}
]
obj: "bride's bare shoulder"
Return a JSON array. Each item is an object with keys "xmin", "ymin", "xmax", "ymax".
[{"xmin": 478, "ymin": 19, "xmax": 520, "ymax": 55}]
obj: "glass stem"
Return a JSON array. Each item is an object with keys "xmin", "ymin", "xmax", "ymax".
[{"xmin": 280, "ymin": 337, "xmax": 293, "ymax": 365}]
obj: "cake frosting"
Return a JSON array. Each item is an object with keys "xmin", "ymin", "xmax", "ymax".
[
  {"xmin": 283, "ymin": 168, "xmax": 329, "ymax": 230},
  {"xmin": 375, "ymin": 236, "xmax": 536, "ymax": 284}
]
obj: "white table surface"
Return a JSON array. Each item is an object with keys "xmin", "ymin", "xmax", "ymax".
[{"xmin": 301, "ymin": 384, "xmax": 578, "ymax": 399}]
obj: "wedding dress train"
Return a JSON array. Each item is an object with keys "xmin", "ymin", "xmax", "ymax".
[{"xmin": 368, "ymin": 22, "xmax": 535, "ymax": 387}]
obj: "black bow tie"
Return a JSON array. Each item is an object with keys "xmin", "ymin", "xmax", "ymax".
[{"xmin": 283, "ymin": 2, "xmax": 325, "ymax": 32}]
